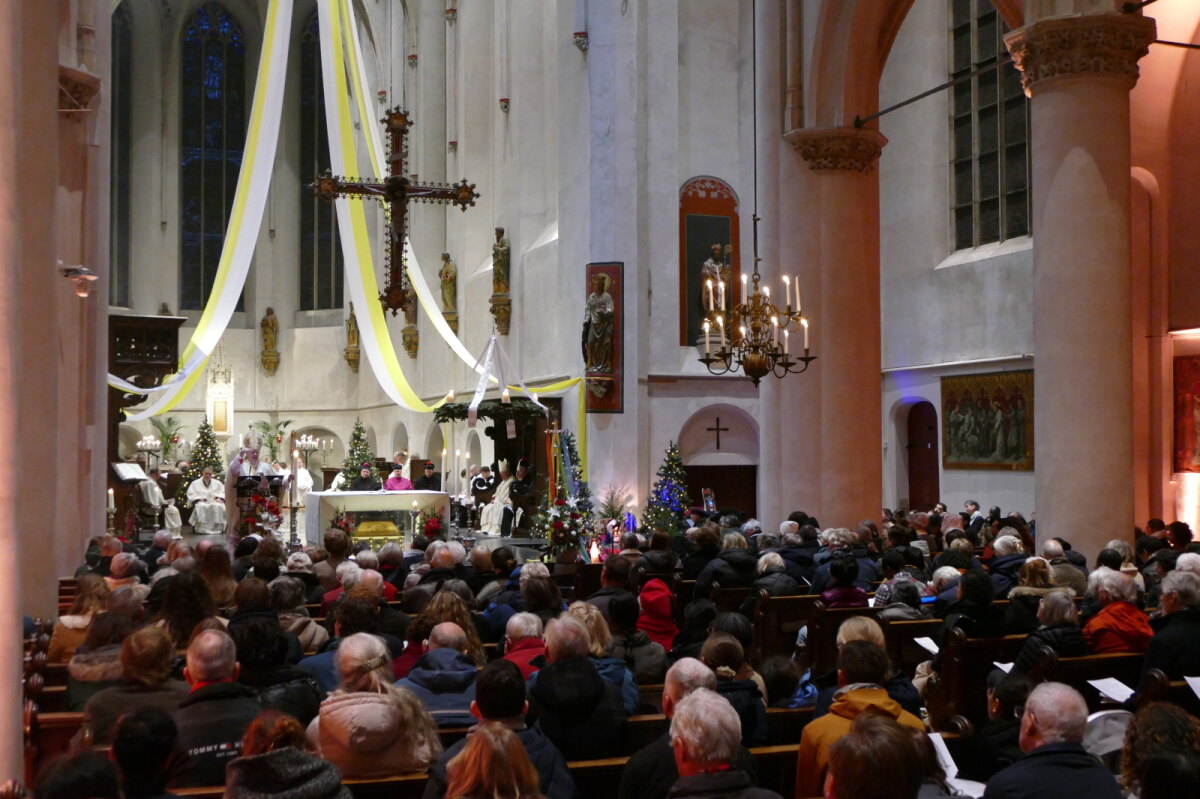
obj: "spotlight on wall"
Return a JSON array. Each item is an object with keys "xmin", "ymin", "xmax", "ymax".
[{"xmin": 59, "ymin": 263, "xmax": 98, "ymax": 298}]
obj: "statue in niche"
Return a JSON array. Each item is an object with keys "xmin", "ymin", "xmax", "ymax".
[
  {"xmin": 439, "ymin": 252, "xmax": 457, "ymax": 312},
  {"xmin": 260, "ymin": 307, "xmax": 278, "ymax": 353},
  {"xmin": 492, "ymin": 227, "xmax": 510, "ymax": 295},
  {"xmin": 699, "ymin": 243, "xmax": 733, "ymax": 313},
  {"xmin": 403, "ymin": 285, "xmax": 418, "ymax": 327},
  {"xmin": 583, "ymin": 273, "xmax": 615, "ymax": 374},
  {"xmin": 345, "ymin": 302, "xmax": 359, "ymax": 348}
]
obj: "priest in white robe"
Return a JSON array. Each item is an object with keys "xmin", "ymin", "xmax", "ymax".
[
  {"xmin": 186, "ymin": 467, "xmax": 226, "ymax": 534},
  {"xmin": 225, "ymin": 433, "xmax": 277, "ymax": 538},
  {"xmin": 480, "ymin": 460, "xmax": 518, "ymax": 535},
  {"xmin": 140, "ymin": 468, "xmax": 182, "ymax": 536}
]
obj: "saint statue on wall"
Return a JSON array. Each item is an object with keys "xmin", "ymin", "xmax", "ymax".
[
  {"xmin": 492, "ymin": 227, "xmax": 510, "ymax": 295},
  {"xmin": 583, "ymin": 272, "xmax": 615, "ymax": 373},
  {"xmin": 439, "ymin": 252, "xmax": 457, "ymax": 312}
]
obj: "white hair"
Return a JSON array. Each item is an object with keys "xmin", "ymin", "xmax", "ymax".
[
  {"xmin": 1090, "ymin": 568, "xmax": 1135, "ymax": 603},
  {"xmin": 1162, "ymin": 570, "xmax": 1200, "ymax": 609},
  {"xmin": 1025, "ymin": 682, "xmax": 1087, "ymax": 744},
  {"xmin": 1040, "ymin": 539, "xmax": 1063, "ymax": 559},
  {"xmin": 285, "ymin": 552, "xmax": 313, "ymax": 573},
  {"xmin": 110, "ymin": 552, "xmax": 140, "ymax": 579},
  {"xmin": 357, "ymin": 569, "xmax": 384, "ymax": 596},
  {"xmin": 505, "ymin": 611, "xmax": 543, "ymax": 641},
  {"xmin": 1176, "ymin": 552, "xmax": 1200, "ymax": 577},
  {"xmin": 186, "ymin": 629, "xmax": 237, "ymax": 683},
  {"xmin": 670, "ymin": 688, "xmax": 742, "ymax": 765},
  {"xmin": 1038, "ymin": 590, "xmax": 1078, "ymax": 627},
  {"xmin": 665, "ymin": 657, "xmax": 716, "ymax": 703},
  {"xmin": 518, "ymin": 561, "xmax": 549, "ymax": 588},
  {"xmin": 778, "ymin": 521, "xmax": 799, "ymax": 537},
  {"xmin": 932, "ymin": 566, "xmax": 960, "ymax": 591},
  {"xmin": 446, "ymin": 541, "xmax": 467, "ymax": 565},
  {"xmin": 545, "ymin": 615, "xmax": 590, "ymax": 662},
  {"xmin": 1106, "ymin": 539, "xmax": 1134, "ymax": 564},
  {"xmin": 354, "ymin": 550, "xmax": 379, "ymax": 570},
  {"xmin": 337, "ymin": 561, "xmax": 363, "ymax": 590},
  {"xmin": 830, "ymin": 528, "xmax": 858, "ymax": 550},
  {"xmin": 741, "ymin": 518, "xmax": 762, "ymax": 535},
  {"xmin": 153, "ymin": 530, "xmax": 173, "ymax": 547},
  {"xmin": 757, "ymin": 552, "xmax": 784, "ymax": 575},
  {"xmin": 993, "ymin": 535, "xmax": 1022, "ymax": 556}
]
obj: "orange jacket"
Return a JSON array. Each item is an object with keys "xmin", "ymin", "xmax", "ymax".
[{"xmin": 1083, "ymin": 600, "xmax": 1152, "ymax": 654}]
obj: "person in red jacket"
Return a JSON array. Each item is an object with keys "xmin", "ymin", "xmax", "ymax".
[
  {"xmin": 1083, "ymin": 570, "xmax": 1153, "ymax": 653},
  {"xmin": 637, "ymin": 577, "xmax": 679, "ymax": 650},
  {"xmin": 502, "ymin": 612, "xmax": 547, "ymax": 680}
]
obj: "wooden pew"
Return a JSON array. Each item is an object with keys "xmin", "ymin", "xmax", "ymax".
[
  {"xmin": 805, "ymin": 602, "xmax": 878, "ymax": 676},
  {"xmin": 765, "ymin": 706, "xmax": 814, "ymax": 745},
  {"xmin": 24, "ymin": 709, "xmax": 85, "ymax": 782},
  {"xmin": 751, "ymin": 594, "xmax": 821, "ymax": 667},
  {"xmin": 924, "ymin": 629, "xmax": 1028, "ymax": 731},
  {"xmin": 879, "ymin": 617, "xmax": 943, "ymax": 678},
  {"xmin": 710, "ymin": 583, "xmax": 752, "ymax": 615},
  {"xmin": 574, "ymin": 562, "xmax": 604, "ymax": 602},
  {"xmin": 1026, "ymin": 647, "xmax": 1144, "ymax": 712},
  {"xmin": 639, "ymin": 683, "xmax": 664, "ymax": 714},
  {"xmin": 1138, "ymin": 668, "xmax": 1200, "ymax": 716},
  {"xmin": 675, "ymin": 579, "xmax": 695, "ymax": 608}
]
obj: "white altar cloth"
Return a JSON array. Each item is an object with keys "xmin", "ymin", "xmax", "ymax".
[{"xmin": 303, "ymin": 490, "xmax": 449, "ymax": 546}]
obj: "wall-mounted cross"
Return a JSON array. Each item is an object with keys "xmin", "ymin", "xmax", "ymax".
[{"xmin": 707, "ymin": 417, "xmax": 730, "ymax": 450}]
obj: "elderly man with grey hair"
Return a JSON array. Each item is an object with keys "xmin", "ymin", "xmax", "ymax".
[
  {"xmin": 140, "ymin": 529, "xmax": 174, "ymax": 576},
  {"xmin": 1082, "ymin": 570, "xmax": 1153, "ymax": 654},
  {"xmin": 663, "ymin": 687, "xmax": 782, "ymax": 799},
  {"xmin": 1142, "ymin": 570, "xmax": 1200, "ymax": 680},
  {"xmin": 169, "ymin": 629, "xmax": 263, "ymax": 789},
  {"xmin": 619, "ymin": 659, "xmax": 760, "ymax": 799},
  {"xmin": 982, "ymin": 682, "xmax": 1122, "ymax": 799},
  {"xmin": 1040, "ymin": 538, "xmax": 1087, "ymax": 596}
]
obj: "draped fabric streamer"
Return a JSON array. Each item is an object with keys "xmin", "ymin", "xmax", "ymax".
[
  {"xmin": 112, "ymin": 0, "xmax": 294, "ymax": 419},
  {"xmin": 467, "ymin": 336, "xmax": 497, "ymax": 428}
]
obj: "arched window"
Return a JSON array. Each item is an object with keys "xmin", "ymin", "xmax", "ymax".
[
  {"xmin": 299, "ymin": 11, "xmax": 342, "ymax": 310},
  {"xmin": 179, "ymin": 3, "xmax": 246, "ymax": 311},
  {"xmin": 109, "ymin": 2, "xmax": 133, "ymax": 307}
]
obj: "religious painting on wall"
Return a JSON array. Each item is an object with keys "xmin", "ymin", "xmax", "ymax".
[
  {"xmin": 583, "ymin": 262, "xmax": 623, "ymax": 414},
  {"xmin": 940, "ymin": 370, "xmax": 1034, "ymax": 471},
  {"xmin": 679, "ymin": 176, "xmax": 740, "ymax": 346},
  {"xmin": 1171, "ymin": 356, "xmax": 1200, "ymax": 472}
]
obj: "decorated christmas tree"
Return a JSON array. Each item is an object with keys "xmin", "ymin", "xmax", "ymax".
[
  {"xmin": 181, "ymin": 416, "xmax": 224, "ymax": 487},
  {"xmin": 341, "ymin": 418, "xmax": 376, "ymax": 482},
  {"xmin": 641, "ymin": 440, "xmax": 689, "ymax": 534}
]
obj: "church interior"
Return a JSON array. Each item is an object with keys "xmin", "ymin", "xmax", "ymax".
[{"xmin": 7, "ymin": 0, "xmax": 1200, "ymax": 792}]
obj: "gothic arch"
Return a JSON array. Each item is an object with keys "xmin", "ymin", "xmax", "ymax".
[
  {"xmin": 293, "ymin": 426, "xmax": 342, "ymax": 488},
  {"xmin": 392, "ymin": 422, "xmax": 410, "ymax": 459},
  {"xmin": 424, "ymin": 424, "xmax": 445, "ymax": 470},
  {"xmin": 677, "ymin": 404, "xmax": 759, "ymax": 467}
]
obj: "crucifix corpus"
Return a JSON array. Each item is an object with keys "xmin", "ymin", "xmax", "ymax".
[
  {"xmin": 312, "ymin": 108, "xmax": 480, "ymax": 316},
  {"xmin": 706, "ymin": 417, "xmax": 730, "ymax": 450}
]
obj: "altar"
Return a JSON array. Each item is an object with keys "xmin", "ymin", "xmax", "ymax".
[{"xmin": 303, "ymin": 490, "xmax": 449, "ymax": 547}]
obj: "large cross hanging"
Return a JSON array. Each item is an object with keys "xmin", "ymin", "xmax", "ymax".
[
  {"xmin": 706, "ymin": 417, "xmax": 730, "ymax": 450},
  {"xmin": 312, "ymin": 108, "xmax": 479, "ymax": 315}
]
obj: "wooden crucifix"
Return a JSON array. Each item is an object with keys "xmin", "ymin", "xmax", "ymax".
[
  {"xmin": 706, "ymin": 417, "xmax": 730, "ymax": 450},
  {"xmin": 312, "ymin": 108, "xmax": 480, "ymax": 315}
]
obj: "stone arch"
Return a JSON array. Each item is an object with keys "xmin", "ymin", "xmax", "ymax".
[
  {"xmin": 424, "ymin": 424, "xmax": 445, "ymax": 471},
  {"xmin": 466, "ymin": 429, "xmax": 483, "ymax": 471},
  {"xmin": 293, "ymin": 426, "xmax": 342, "ymax": 489},
  {"xmin": 392, "ymin": 422, "xmax": 410, "ymax": 461},
  {"xmin": 677, "ymin": 404, "xmax": 759, "ymax": 467},
  {"xmin": 886, "ymin": 395, "xmax": 940, "ymax": 511},
  {"xmin": 117, "ymin": 423, "xmax": 143, "ymax": 460}
]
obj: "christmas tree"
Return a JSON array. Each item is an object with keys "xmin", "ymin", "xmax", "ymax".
[
  {"xmin": 341, "ymin": 418, "xmax": 376, "ymax": 482},
  {"xmin": 181, "ymin": 416, "xmax": 224, "ymax": 487},
  {"xmin": 641, "ymin": 440, "xmax": 689, "ymax": 534}
]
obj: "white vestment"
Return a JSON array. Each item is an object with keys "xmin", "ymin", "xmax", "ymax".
[
  {"xmin": 186, "ymin": 477, "xmax": 226, "ymax": 533},
  {"xmin": 480, "ymin": 477, "xmax": 516, "ymax": 534},
  {"xmin": 140, "ymin": 479, "xmax": 182, "ymax": 535}
]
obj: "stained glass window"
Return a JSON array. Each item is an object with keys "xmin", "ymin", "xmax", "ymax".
[
  {"xmin": 299, "ymin": 11, "xmax": 342, "ymax": 311},
  {"xmin": 179, "ymin": 3, "xmax": 245, "ymax": 311},
  {"xmin": 109, "ymin": 2, "xmax": 132, "ymax": 307}
]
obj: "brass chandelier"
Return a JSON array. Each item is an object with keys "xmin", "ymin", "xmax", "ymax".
[{"xmin": 698, "ymin": 0, "xmax": 814, "ymax": 387}]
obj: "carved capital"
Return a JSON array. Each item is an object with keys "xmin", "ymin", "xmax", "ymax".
[
  {"xmin": 785, "ymin": 128, "xmax": 888, "ymax": 173},
  {"xmin": 1003, "ymin": 13, "xmax": 1156, "ymax": 96}
]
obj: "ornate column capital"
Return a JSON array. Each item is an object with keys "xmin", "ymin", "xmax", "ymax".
[
  {"xmin": 1003, "ymin": 12, "xmax": 1156, "ymax": 96},
  {"xmin": 785, "ymin": 127, "xmax": 888, "ymax": 174}
]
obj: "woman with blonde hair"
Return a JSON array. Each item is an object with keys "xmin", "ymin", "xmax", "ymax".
[
  {"xmin": 811, "ymin": 616, "xmax": 921, "ymax": 719},
  {"xmin": 444, "ymin": 722, "xmax": 545, "ymax": 799},
  {"xmin": 565, "ymin": 601, "xmax": 638, "ymax": 713},
  {"xmin": 1006, "ymin": 557, "xmax": 1071, "ymax": 633},
  {"xmin": 306, "ymin": 632, "xmax": 441, "ymax": 778},
  {"xmin": 425, "ymin": 590, "xmax": 487, "ymax": 666},
  {"xmin": 49, "ymin": 573, "xmax": 109, "ymax": 661}
]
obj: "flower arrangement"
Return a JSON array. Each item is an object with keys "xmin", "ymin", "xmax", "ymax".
[
  {"xmin": 238, "ymin": 492, "xmax": 282, "ymax": 537},
  {"xmin": 423, "ymin": 514, "xmax": 443, "ymax": 538},
  {"xmin": 533, "ymin": 490, "xmax": 587, "ymax": 557},
  {"xmin": 329, "ymin": 509, "xmax": 354, "ymax": 536}
]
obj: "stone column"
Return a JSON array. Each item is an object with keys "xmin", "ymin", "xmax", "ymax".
[
  {"xmin": 1004, "ymin": 13, "xmax": 1154, "ymax": 557},
  {"xmin": 787, "ymin": 128, "xmax": 886, "ymax": 528}
]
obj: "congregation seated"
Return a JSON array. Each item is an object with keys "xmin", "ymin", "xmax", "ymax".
[
  {"xmin": 711, "ymin": 612, "xmax": 766, "ymax": 698},
  {"xmin": 680, "ymin": 525, "xmax": 721, "ymax": 580},
  {"xmin": 200, "ymin": 544, "xmax": 238, "ymax": 608},
  {"xmin": 321, "ymin": 561, "xmax": 362, "ymax": 616},
  {"xmin": 153, "ymin": 571, "xmax": 227, "ymax": 648},
  {"xmin": 49, "ymin": 572, "xmax": 108, "ymax": 661},
  {"xmin": 313, "ymin": 529, "xmax": 351, "ymax": 594},
  {"xmin": 228, "ymin": 577, "xmax": 303, "ymax": 664},
  {"xmin": 1143, "ymin": 569, "xmax": 1200, "ymax": 680},
  {"xmin": 564, "ymin": 600, "xmax": 639, "ymax": 714},
  {"xmin": 609, "ymin": 592, "xmax": 668, "ymax": 685},
  {"xmin": 111, "ymin": 707, "xmax": 178, "ymax": 799},
  {"xmin": 982, "ymin": 682, "xmax": 1123, "ymax": 799},
  {"xmin": 988, "ymin": 534, "xmax": 1030, "ymax": 599},
  {"xmin": 270, "ymin": 574, "xmax": 330, "ymax": 653},
  {"xmin": 636, "ymin": 575, "xmax": 679, "ymax": 650},
  {"xmin": 817, "ymin": 555, "xmax": 869, "ymax": 609},
  {"xmin": 168, "ymin": 628, "xmax": 264, "ymax": 789},
  {"xmin": 877, "ymin": 580, "xmax": 931, "ymax": 621},
  {"xmin": 695, "ymin": 532, "xmax": 758, "ymax": 598},
  {"xmin": 526, "ymin": 615, "xmax": 628, "ymax": 760},
  {"xmin": 824, "ymin": 713, "xmax": 926, "ymax": 799},
  {"xmin": 426, "ymin": 659, "xmax": 576, "ymax": 799},
  {"xmin": 104, "ymin": 552, "xmax": 149, "ymax": 599},
  {"xmin": 810, "ymin": 528, "xmax": 878, "ymax": 593},
  {"xmin": 1005, "ymin": 558, "xmax": 1073, "ymax": 633},
  {"xmin": 502, "ymin": 611, "xmax": 547, "ymax": 679},
  {"xmin": 397, "ymin": 621, "xmax": 480, "ymax": 728},
  {"xmin": 298, "ymin": 596, "xmax": 402, "ymax": 694},
  {"xmin": 620, "ymin": 657, "xmax": 760, "ymax": 799},
  {"xmin": 1121, "ymin": 702, "xmax": 1200, "ymax": 798},
  {"xmin": 1041, "ymin": 538, "xmax": 1088, "ymax": 596},
  {"xmin": 633, "ymin": 530, "xmax": 678, "ymax": 579},
  {"xmin": 1083, "ymin": 569, "xmax": 1152, "ymax": 654},
  {"xmin": 739, "ymin": 552, "xmax": 802, "ymax": 618},
  {"xmin": 34, "ymin": 750, "xmax": 121, "ymax": 799},
  {"xmin": 81, "ymin": 625, "xmax": 189, "ymax": 744},
  {"xmin": 352, "ymin": 550, "xmax": 398, "ymax": 602},
  {"xmin": 949, "ymin": 671, "xmax": 1033, "ymax": 782},
  {"xmin": 307, "ymin": 632, "xmax": 440, "ymax": 779},
  {"xmin": 810, "ymin": 616, "xmax": 921, "ymax": 720},
  {"xmin": 701, "ymin": 633, "xmax": 766, "ymax": 746},
  {"xmin": 65, "ymin": 611, "xmax": 132, "ymax": 710},
  {"xmin": 473, "ymin": 545, "xmax": 517, "ymax": 608},
  {"xmin": 1010, "ymin": 590, "xmax": 1089, "ymax": 675},
  {"xmin": 585, "ymin": 553, "xmax": 635, "ymax": 625},
  {"xmin": 776, "ymin": 524, "xmax": 819, "ymax": 585},
  {"xmin": 443, "ymin": 722, "xmax": 544, "ymax": 799},
  {"xmin": 228, "ymin": 709, "xmax": 352, "ymax": 799},
  {"xmin": 938, "ymin": 569, "xmax": 1009, "ymax": 640},
  {"xmin": 376, "ymin": 541, "xmax": 409, "ymax": 590},
  {"xmin": 231, "ymin": 616, "xmax": 321, "ymax": 726},
  {"xmin": 139, "ymin": 529, "xmax": 173, "ymax": 578},
  {"xmin": 872, "ymin": 549, "xmax": 926, "ymax": 607},
  {"xmin": 665, "ymin": 687, "xmax": 782, "ymax": 799},
  {"xmin": 668, "ymin": 599, "xmax": 716, "ymax": 662}
]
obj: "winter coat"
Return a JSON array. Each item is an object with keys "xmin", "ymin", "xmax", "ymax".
[
  {"xmin": 988, "ymin": 553, "xmax": 1030, "ymax": 599},
  {"xmin": 695, "ymin": 548, "xmax": 759, "ymax": 598},
  {"xmin": 666, "ymin": 770, "xmax": 782, "ymax": 799},
  {"xmin": 1012, "ymin": 623, "xmax": 1090, "ymax": 675},
  {"xmin": 1083, "ymin": 601, "xmax": 1153, "ymax": 654},
  {"xmin": 307, "ymin": 691, "xmax": 439, "ymax": 779},
  {"xmin": 610, "ymin": 630, "xmax": 668, "ymax": 685},
  {"xmin": 66, "ymin": 643, "xmax": 123, "ymax": 711},
  {"xmin": 527, "ymin": 657, "xmax": 628, "ymax": 761},
  {"xmin": 423, "ymin": 723, "xmax": 576, "ymax": 799},
  {"xmin": 228, "ymin": 605, "xmax": 304, "ymax": 664},
  {"xmin": 939, "ymin": 599, "xmax": 1011, "ymax": 646},
  {"xmin": 819, "ymin": 585, "xmax": 869, "ymax": 609},
  {"xmin": 1143, "ymin": 607, "xmax": 1200, "ymax": 680},
  {"xmin": 714, "ymin": 678, "xmax": 768, "ymax": 746},
  {"xmin": 397, "ymin": 648, "xmax": 479, "ymax": 727},
  {"xmin": 948, "ymin": 714, "xmax": 1023, "ymax": 782},
  {"xmin": 48, "ymin": 613, "xmax": 93, "ymax": 662},
  {"xmin": 279, "ymin": 611, "xmax": 330, "ymax": 654},
  {"xmin": 796, "ymin": 686, "xmax": 925, "ymax": 798},
  {"xmin": 619, "ymin": 731, "xmax": 759, "ymax": 799},
  {"xmin": 1048, "ymin": 558, "xmax": 1088, "ymax": 596},
  {"xmin": 776, "ymin": 546, "xmax": 817, "ymax": 586},
  {"xmin": 239, "ymin": 664, "xmax": 322, "ymax": 726},
  {"xmin": 1004, "ymin": 586, "xmax": 1070, "ymax": 634},
  {"xmin": 586, "ymin": 586, "xmax": 634, "ymax": 626},
  {"xmin": 224, "ymin": 747, "xmax": 352, "ymax": 799},
  {"xmin": 877, "ymin": 602, "xmax": 931, "ymax": 622},
  {"xmin": 634, "ymin": 550, "xmax": 676, "ymax": 579},
  {"xmin": 503, "ymin": 636, "xmax": 547, "ymax": 680},
  {"xmin": 82, "ymin": 679, "xmax": 189, "ymax": 744},
  {"xmin": 812, "ymin": 671, "xmax": 922, "ymax": 721},
  {"xmin": 168, "ymin": 681, "xmax": 265, "ymax": 789},
  {"xmin": 588, "ymin": 655, "xmax": 640, "ymax": 714},
  {"xmin": 680, "ymin": 546, "xmax": 719, "ymax": 581},
  {"xmin": 637, "ymin": 578, "xmax": 679, "ymax": 650},
  {"xmin": 809, "ymin": 549, "xmax": 879, "ymax": 593},
  {"xmin": 739, "ymin": 568, "xmax": 802, "ymax": 617},
  {"xmin": 981, "ymin": 742, "xmax": 1125, "ymax": 799}
]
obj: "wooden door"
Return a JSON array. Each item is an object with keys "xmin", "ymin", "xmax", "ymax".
[
  {"xmin": 683, "ymin": 465, "xmax": 758, "ymax": 519},
  {"xmin": 906, "ymin": 401, "xmax": 940, "ymax": 510}
]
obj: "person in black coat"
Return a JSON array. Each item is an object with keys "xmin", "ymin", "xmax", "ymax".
[
  {"xmin": 694, "ymin": 534, "xmax": 758, "ymax": 599},
  {"xmin": 950, "ymin": 671, "xmax": 1032, "ymax": 782},
  {"xmin": 809, "ymin": 529, "xmax": 879, "ymax": 593},
  {"xmin": 988, "ymin": 535, "xmax": 1030, "ymax": 599},
  {"xmin": 701, "ymin": 633, "xmax": 766, "ymax": 747},
  {"xmin": 738, "ymin": 553, "xmax": 801, "ymax": 617},
  {"xmin": 681, "ymin": 527, "xmax": 721, "ymax": 580},
  {"xmin": 982, "ymin": 683, "xmax": 1123, "ymax": 799},
  {"xmin": 1011, "ymin": 591, "xmax": 1090, "ymax": 675},
  {"xmin": 1142, "ymin": 571, "xmax": 1200, "ymax": 681},
  {"xmin": 231, "ymin": 617, "xmax": 321, "ymax": 726}
]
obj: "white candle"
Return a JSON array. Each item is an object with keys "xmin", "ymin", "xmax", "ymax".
[
  {"xmin": 739, "ymin": 325, "xmax": 747, "ymax": 340},
  {"xmin": 718, "ymin": 280, "xmax": 726, "ymax": 310},
  {"xmin": 784, "ymin": 328, "xmax": 790, "ymax": 355},
  {"xmin": 772, "ymin": 316, "xmax": 779, "ymax": 347},
  {"xmin": 782, "ymin": 275, "xmax": 791, "ymax": 309},
  {"xmin": 740, "ymin": 274, "xmax": 748, "ymax": 305},
  {"xmin": 447, "ymin": 389, "xmax": 455, "ymax": 402},
  {"xmin": 706, "ymin": 279, "xmax": 714, "ymax": 311},
  {"xmin": 795, "ymin": 279, "xmax": 802, "ymax": 313},
  {"xmin": 106, "ymin": 488, "xmax": 115, "ymax": 512},
  {"xmin": 802, "ymin": 317, "xmax": 810, "ymax": 350},
  {"xmin": 501, "ymin": 388, "xmax": 511, "ymax": 403},
  {"xmin": 764, "ymin": 286, "xmax": 770, "ymax": 302},
  {"xmin": 717, "ymin": 316, "xmax": 726, "ymax": 348},
  {"xmin": 703, "ymin": 320, "xmax": 711, "ymax": 355},
  {"xmin": 290, "ymin": 450, "xmax": 299, "ymax": 505}
]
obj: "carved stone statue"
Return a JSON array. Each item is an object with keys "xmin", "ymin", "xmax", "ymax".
[
  {"xmin": 699, "ymin": 243, "xmax": 732, "ymax": 313},
  {"xmin": 492, "ymin": 227, "xmax": 510, "ymax": 295},
  {"xmin": 345, "ymin": 302, "xmax": 359, "ymax": 348},
  {"xmin": 403, "ymin": 286, "xmax": 418, "ymax": 327},
  {"xmin": 260, "ymin": 307, "xmax": 278, "ymax": 352},
  {"xmin": 438, "ymin": 252, "xmax": 457, "ymax": 312}
]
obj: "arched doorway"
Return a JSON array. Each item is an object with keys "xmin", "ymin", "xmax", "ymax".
[
  {"xmin": 906, "ymin": 402, "xmax": 940, "ymax": 511},
  {"xmin": 677, "ymin": 404, "xmax": 760, "ymax": 517},
  {"xmin": 293, "ymin": 426, "xmax": 342, "ymax": 490}
]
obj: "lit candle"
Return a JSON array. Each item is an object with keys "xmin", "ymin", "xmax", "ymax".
[
  {"xmin": 290, "ymin": 450, "xmax": 299, "ymax": 505},
  {"xmin": 447, "ymin": 389, "xmax": 455, "ymax": 402},
  {"xmin": 782, "ymin": 275, "xmax": 791, "ymax": 309},
  {"xmin": 703, "ymin": 320, "xmax": 711, "ymax": 355},
  {"xmin": 717, "ymin": 316, "xmax": 726, "ymax": 348},
  {"xmin": 739, "ymin": 325, "xmax": 747, "ymax": 340},
  {"xmin": 531, "ymin": 392, "xmax": 539, "ymax": 404},
  {"xmin": 706, "ymin": 279, "xmax": 714, "ymax": 311},
  {"xmin": 501, "ymin": 388, "xmax": 511, "ymax": 403},
  {"xmin": 764, "ymin": 286, "xmax": 770, "ymax": 302},
  {"xmin": 802, "ymin": 317, "xmax": 810, "ymax": 350},
  {"xmin": 740, "ymin": 274, "xmax": 748, "ymax": 305},
  {"xmin": 771, "ymin": 316, "xmax": 779, "ymax": 347},
  {"xmin": 783, "ymin": 328, "xmax": 790, "ymax": 355},
  {"xmin": 795, "ymin": 279, "xmax": 802, "ymax": 313},
  {"xmin": 718, "ymin": 280, "xmax": 725, "ymax": 310},
  {"xmin": 106, "ymin": 488, "xmax": 115, "ymax": 512}
]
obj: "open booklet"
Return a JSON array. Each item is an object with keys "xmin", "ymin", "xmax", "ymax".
[{"xmin": 928, "ymin": 732, "xmax": 987, "ymax": 798}]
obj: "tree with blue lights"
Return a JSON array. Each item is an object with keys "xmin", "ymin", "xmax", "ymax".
[{"xmin": 642, "ymin": 441, "xmax": 689, "ymax": 534}]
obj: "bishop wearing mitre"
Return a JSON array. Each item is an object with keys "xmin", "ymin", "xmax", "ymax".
[{"xmin": 186, "ymin": 467, "xmax": 226, "ymax": 535}]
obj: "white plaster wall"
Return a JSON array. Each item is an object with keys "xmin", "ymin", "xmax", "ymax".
[{"xmin": 877, "ymin": 0, "xmax": 1036, "ymax": 515}]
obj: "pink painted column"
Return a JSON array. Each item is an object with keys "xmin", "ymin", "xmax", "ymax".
[
  {"xmin": 1004, "ymin": 13, "xmax": 1155, "ymax": 557},
  {"xmin": 787, "ymin": 128, "xmax": 886, "ymax": 528}
]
